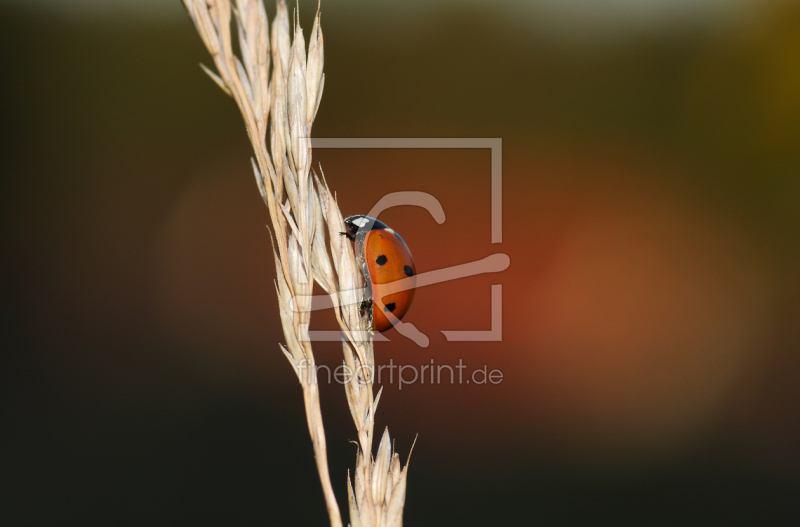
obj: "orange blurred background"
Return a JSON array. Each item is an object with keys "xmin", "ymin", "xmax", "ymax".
[{"xmin": 2, "ymin": 0, "xmax": 799, "ymax": 524}]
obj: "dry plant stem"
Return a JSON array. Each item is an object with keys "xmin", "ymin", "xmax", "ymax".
[{"xmin": 182, "ymin": 2, "xmax": 411, "ymax": 526}]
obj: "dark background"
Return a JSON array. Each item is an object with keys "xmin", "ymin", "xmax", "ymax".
[{"xmin": 2, "ymin": 0, "xmax": 799, "ymax": 525}]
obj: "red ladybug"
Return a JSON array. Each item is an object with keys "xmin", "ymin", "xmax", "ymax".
[{"xmin": 343, "ymin": 215, "xmax": 416, "ymax": 332}]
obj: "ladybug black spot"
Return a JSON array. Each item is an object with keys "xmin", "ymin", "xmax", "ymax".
[
  {"xmin": 375, "ymin": 255, "xmax": 388, "ymax": 266},
  {"xmin": 404, "ymin": 265, "xmax": 414, "ymax": 276},
  {"xmin": 384, "ymin": 303, "xmax": 396, "ymax": 312}
]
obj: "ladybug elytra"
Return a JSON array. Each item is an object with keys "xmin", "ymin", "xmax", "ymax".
[{"xmin": 343, "ymin": 215, "xmax": 416, "ymax": 333}]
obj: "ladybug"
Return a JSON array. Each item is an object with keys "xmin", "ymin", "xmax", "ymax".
[{"xmin": 343, "ymin": 215, "xmax": 416, "ymax": 333}]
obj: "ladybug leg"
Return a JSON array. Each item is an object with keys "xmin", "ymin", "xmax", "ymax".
[
  {"xmin": 358, "ymin": 298, "xmax": 372, "ymax": 317},
  {"xmin": 340, "ymin": 231, "xmax": 355, "ymax": 242}
]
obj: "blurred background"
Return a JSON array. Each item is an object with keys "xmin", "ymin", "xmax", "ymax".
[{"xmin": 2, "ymin": 0, "xmax": 799, "ymax": 524}]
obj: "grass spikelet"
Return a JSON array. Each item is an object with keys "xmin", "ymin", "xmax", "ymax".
[{"xmin": 180, "ymin": 2, "xmax": 412, "ymax": 525}]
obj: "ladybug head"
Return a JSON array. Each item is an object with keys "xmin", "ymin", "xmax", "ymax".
[{"xmin": 344, "ymin": 215, "xmax": 379, "ymax": 236}]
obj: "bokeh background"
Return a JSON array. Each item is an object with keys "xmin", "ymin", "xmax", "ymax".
[{"xmin": 2, "ymin": 0, "xmax": 799, "ymax": 524}]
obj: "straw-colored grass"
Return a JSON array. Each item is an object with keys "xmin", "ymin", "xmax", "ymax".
[{"xmin": 181, "ymin": 1, "xmax": 411, "ymax": 526}]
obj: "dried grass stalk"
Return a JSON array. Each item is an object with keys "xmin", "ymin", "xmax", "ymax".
[{"xmin": 181, "ymin": 2, "xmax": 411, "ymax": 525}]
